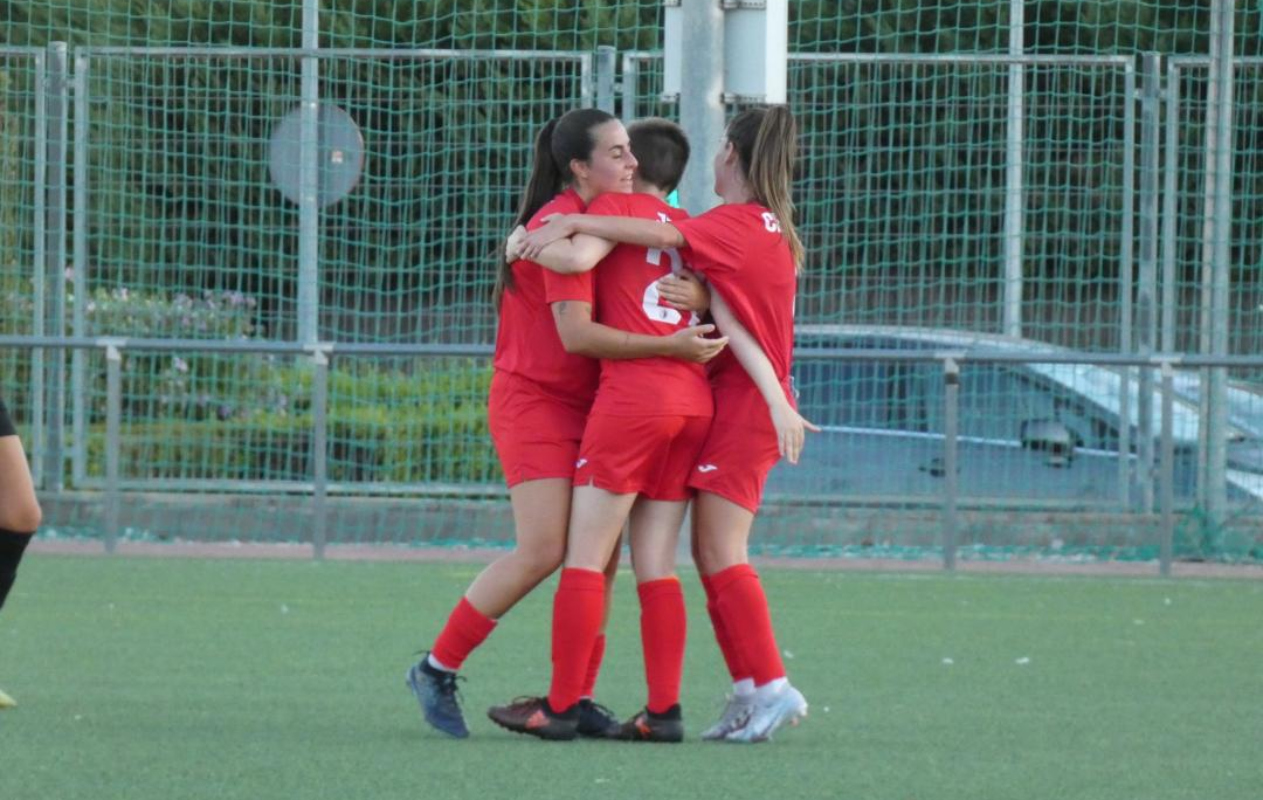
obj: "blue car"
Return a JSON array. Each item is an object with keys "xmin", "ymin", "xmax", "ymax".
[{"xmin": 765, "ymin": 325, "xmax": 1263, "ymax": 508}]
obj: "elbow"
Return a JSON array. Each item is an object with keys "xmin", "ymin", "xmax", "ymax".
[{"xmin": 557, "ymin": 329, "xmax": 590, "ymax": 356}]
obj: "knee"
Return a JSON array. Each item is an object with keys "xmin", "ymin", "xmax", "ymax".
[
  {"xmin": 1, "ymin": 501, "xmax": 41, "ymax": 534},
  {"xmin": 513, "ymin": 539, "xmax": 566, "ymax": 580},
  {"xmin": 694, "ymin": 537, "xmax": 744, "ymax": 575}
]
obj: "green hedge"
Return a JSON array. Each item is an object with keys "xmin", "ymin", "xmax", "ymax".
[{"xmin": 83, "ymin": 355, "xmax": 500, "ymax": 486}]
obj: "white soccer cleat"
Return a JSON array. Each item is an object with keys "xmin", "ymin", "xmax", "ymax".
[
  {"xmin": 0, "ymin": 688, "xmax": 16, "ymax": 709},
  {"xmin": 700, "ymin": 693, "xmax": 755, "ymax": 741},
  {"xmin": 724, "ymin": 684, "xmax": 807, "ymax": 743}
]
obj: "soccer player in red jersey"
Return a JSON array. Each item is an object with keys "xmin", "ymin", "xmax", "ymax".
[
  {"xmin": 406, "ymin": 109, "xmax": 722, "ymax": 739},
  {"xmin": 515, "ymin": 106, "xmax": 815, "ymax": 743},
  {"xmin": 0, "ymin": 396, "xmax": 43, "ymax": 709},
  {"xmin": 487, "ymin": 119, "xmax": 720, "ymax": 742}
]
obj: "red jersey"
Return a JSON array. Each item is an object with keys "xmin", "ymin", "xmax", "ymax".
[
  {"xmin": 493, "ymin": 188, "xmax": 600, "ymax": 409},
  {"xmin": 584, "ymin": 193, "xmax": 713, "ymax": 417},
  {"xmin": 672, "ymin": 203, "xmax": 797, "ymax": 395}
]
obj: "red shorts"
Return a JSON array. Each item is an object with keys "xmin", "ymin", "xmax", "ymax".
[
  {"xmin": 574, "ymin": 413, "xmax": 712, "ymax": 501},
  {"xmin": 687, "ymin": 385, "xmax": 783, "ymax": 513},
  {"xmin": 488, "ymin": 370, "xmax": 592, "ymax": 488}
]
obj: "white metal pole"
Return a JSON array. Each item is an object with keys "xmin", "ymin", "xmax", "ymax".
[
  {"xmin": 297, "ymin": 0, "xmax": 320, "ymax": 345},
  {"xmin": 677, "ymin": 0, "xmax": 725, "ymax": 214},
  {"xmin": 1003, "ymin": 0, "xmax": 1025, "ymax": 338},
  {"xmin": 1205, "ymin": 0, "xmax": 1235, "ymax": 528},
  {"xmin": 1137, "ymin": 54, "xmax": 1162, "ymax": 514}
]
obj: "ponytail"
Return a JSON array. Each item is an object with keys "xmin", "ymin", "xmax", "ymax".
[
  {"xmin": 496, "ymin": 118, "xmax": 564, "ymax": 308},
  {"xmin": 495, "ymin": 109, "xmax": 618, "ymax": 308},
  {"xmin": 728, "ymin": 106, "xmax": 804, "ymax": 270}
]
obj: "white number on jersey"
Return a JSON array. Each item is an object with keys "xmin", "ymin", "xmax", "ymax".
[{"xmin": 641, "ymin": 211, "xmax": 699, "ymax": 326}]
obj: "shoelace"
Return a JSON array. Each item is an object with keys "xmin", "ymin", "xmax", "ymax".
[{"xmin": 580, "ymin": 700, "xmax": 618, "ymax": 724}]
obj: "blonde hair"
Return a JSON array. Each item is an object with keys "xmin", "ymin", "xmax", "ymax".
[{"xmin": 726, "ymin": 106, "xmax": 804, "ymax": 270}]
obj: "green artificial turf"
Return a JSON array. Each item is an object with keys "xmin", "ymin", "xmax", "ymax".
[{"xmin": 2, "ymin": 556, "xmax": 1260, "ymax": 800}]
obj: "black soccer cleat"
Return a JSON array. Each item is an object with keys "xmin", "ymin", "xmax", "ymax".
[
  {"xmin": 606, "ymin": 705, "xmax": 685, "ymax": 743},
  {"xmin": 487, "ymin": 696, "xmax": 579, "ymax": 741},
  {"xmin": 576, "ymin": 698, "xmax": 620, "ymax": 738}
]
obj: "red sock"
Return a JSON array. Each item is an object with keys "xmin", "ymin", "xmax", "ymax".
[
  {"xmin": 701, "ymin": 573, "xmax": 749, "ymax": 683},
  {"xmin": 430, "ymin": 596, "xmax": 497, "ymax": 671},
  {"xmin": 711, "ymin": 564, "xmax": 785, "ymax": 686},
  {"xmin": 548, "ymin": 568, "xmax": 606, "ymax": 713},
  {"xmin": 638, "ymin": 577, "xmax": 687, "ymax": 714},
  {"xmin": 580, "ymin": 634, "xmax": 606, "ymax": 699}
]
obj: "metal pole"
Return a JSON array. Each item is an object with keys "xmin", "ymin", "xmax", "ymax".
[
  {"xmin": 1161, "ymin": 63, "xmax": 1180, "ymax": 356},
  {"xmin": 942, "ymin": 358, "xmax": 961, "ymax": 571},
  {"xmin": 1159, "ymin": 361, "xmax": 1175, "ymax": 577},
  {"xmin": 1204, "ymin": 0, "xmax": 1235, "ymax": 531},
  {"xmin": 104, "ymin": 344, "xmax": 122, "ymax": 554},
  {"xmin": 595, "ymin": 45, "xmax": 616, "ymax": 114},
  {"xmin": 31, "ymin": 51, "xmax": 47, "ymax": 487},
  {"xmin": 1117, "ymin": 63, "xmax": 1137, "ymax": 511},
  {"xmin": 71, "ymin": 53, "xmax": 89, "ymax": 487},
  {"xmin": 43, "ymin": 42, "xmax": 69, "ymax": 492},
  {"xmin": 1137, "ymin": 54, "xmax": 1162, "ymax": 514},
  {"xmin": 1003, "ymin": 0, "xmax": 1025, "ymax": 338},
  {"xmin": 678, "ymin": 0, "xmax": 725, "ymax": 214},
  {"xmin": 297, "ymin": 0, "xmax": 320, "ymax": 345},
  {"xmin": 621, "ymin": 52, "xmax": 640, "ymax": 122},
  {"xmin": 310, "ymin": 348, "xmax": 329, "ymax": 560}
]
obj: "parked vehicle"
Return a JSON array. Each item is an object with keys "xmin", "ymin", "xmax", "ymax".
[{"xmin": 765, "ymin": 325, "xmax": 1263, "ymax": 506}]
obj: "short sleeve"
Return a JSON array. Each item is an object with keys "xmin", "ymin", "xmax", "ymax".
[
  {"xmin": 672, "ymin": 206, "xmax": 748, "ymax": 279},
  {"xmin": 586, "ymin": 193, "xmax": 631, "ymax": 217},
  {"xmin": 543, "ymin": 268, "xmax": 594, "ymax": 306}
]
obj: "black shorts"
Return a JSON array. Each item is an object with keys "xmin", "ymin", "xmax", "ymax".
[{"xmin": 0, "ymin": 398, "xmax": 16, "ymax": 438}]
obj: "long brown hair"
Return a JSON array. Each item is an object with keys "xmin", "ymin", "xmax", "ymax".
[
  {"xmin": 726, "ymin": 106, "xmax": 804, "ymax": 270},
  {"xmin": 495, "ymin": 108, "xmax": 617, "ymax": 307}
]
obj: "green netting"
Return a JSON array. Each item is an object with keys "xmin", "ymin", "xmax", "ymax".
[{"xmin": 1, "ymin": 2, "xmax": 1261, "ymax": 564}]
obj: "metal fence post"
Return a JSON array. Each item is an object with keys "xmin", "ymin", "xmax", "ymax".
[
  {"xmin": 104, "ymin": 343, "xmax": 122, "ymax": 554},
  {"xmin": 1160, "ymin": 61, "xmax": 1180, "ymax": 357},
  {"xmin": 1137, "ymin": 53, "xmax": 1162, "ymax": 514},
  {"xmin": 1159, "ymin": 360, "xmax": 1176, "ymax": 577},
  {"xmin": 1201, "ymin": 0, "xmax": 1236, "ymax": 531},
  {"xmin": 30, "ymin": 49, "xmax": 47, "ymax": 487},
  {"xmin": 42, "ymin": 42, "xmax": 69, "ymax": 492},
  {"xmin": 595, "ymin": 45, "xmax": 616, "ymax": 114},
  {"xmin": 621, "ymin": 52, "xmax": 640, "ymax": 121},
  {"xmin": 297, "ymin": 1, "xmax": 320, "ymax": 346},
  {"xmin": 71, "ymin": 51, "xmax": 90, "ymax": 487},
  {"xmin": 942, "ymin": 357, "xmax": 961, "ymax": 571},
  {"xmin": 310, "ymin": 346, "xmax": 330, "ymax": 560},
  {"xmin": 1117, "ymin": 61, "xmax": 1137, "ymax": 512},
  {"xmin": 1003, "ymin": 0, "xmax": 1025, "ymax": 338}
]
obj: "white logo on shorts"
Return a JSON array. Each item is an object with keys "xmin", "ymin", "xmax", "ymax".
[
  {"xmin": 696, "ymin": 464, "xmax": 719, "ymax": 473},
  {"xmin": 576, "ymin": 458, "xmax": 588, "ymax": 468}
]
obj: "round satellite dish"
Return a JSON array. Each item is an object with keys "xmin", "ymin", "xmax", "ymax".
[{"xmin": 269, "ymin": 104, "xmax": 365, "ymax": 208}]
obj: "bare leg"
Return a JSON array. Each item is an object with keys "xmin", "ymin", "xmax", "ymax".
[
  {"xmin": 692, "ymin": 491, "xmax": 754, "ymax": 576},
  {"xmin": 628, "ymin": 498, "xmax": 688, "ymax": 582},
  {"xmin": 0, "ymin": 436, "xmax": 41, "ymax": 533},
  {"xmin": 463, "ymin": 478, "xmax": 571, "ymax": 619}
]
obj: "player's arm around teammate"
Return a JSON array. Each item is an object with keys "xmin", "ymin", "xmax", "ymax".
[
  {"xmin": 520, "ymin": 107, "xmax": 812, "ymax": 744},
  {"xmin": 0, "ymin": 397, "xmax": 44, "ymax": 709},
  {"xmin": 488, "ymin": 119, "xmax": 714, "ymax": 742},
  {"xmin": 410, "ymin": 110, "xmax": 671, "ymax": 740}
]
